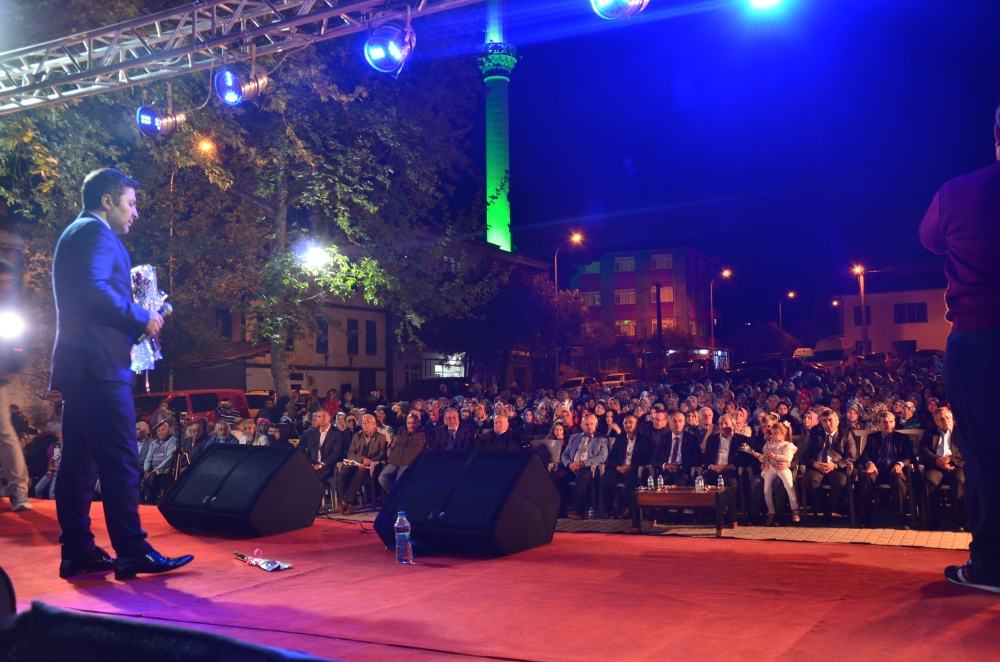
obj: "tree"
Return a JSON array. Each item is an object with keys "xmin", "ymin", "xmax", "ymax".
[{"xmin": 0, "ymin": 1, "xmax": 500, "ymax": 398}]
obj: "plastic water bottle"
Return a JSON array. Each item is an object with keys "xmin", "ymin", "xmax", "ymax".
[
  {"xmin": 656, "ymin": 474, "xmax": 664, "ymax": 490},
  {"xmin": 394, "ymin": 511, "xmax": 413, "ymax": 564},
  {"xmin": 717, "ymin": 475, "xmax": 726, "ymax": 491},
  {"xmin": 695, "ymin": 475, "xmax": 705, "ymax": 492},
  {"xmin": 587, "ymin": 506, "xmax": 596, "ymax": 519},
  {"xmin": 647, "ymin": 475, "xmax": 654, "ymax": 490}
]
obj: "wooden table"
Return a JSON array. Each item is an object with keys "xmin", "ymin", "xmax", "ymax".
[{"xmin": 631, "ymin": 486, "xmax": 737, "ymax": 536}]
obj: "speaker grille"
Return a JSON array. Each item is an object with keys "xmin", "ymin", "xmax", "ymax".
[
  {"xmin": 393, "ymin": 454, "xmax": 469, "ymax": 524},
  {"xmin": 171, "ymin": 448, "xmax": 244, "ymax": 507},
  {"xmin": 210, "ymin": 451, "xmax": 286, "ymax": 514}
]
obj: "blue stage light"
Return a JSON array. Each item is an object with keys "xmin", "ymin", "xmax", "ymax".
[
  {"xmin": 749, "ymin": 0, "xmax": 783, "ymax": 8},
  {"xmin": 590, "ymin": 0, "xmax": 648, "ymax": 20},
  {"xmin": 214, "ymin": 64, "xmax": 268, "ymax": 106},
  {"xmin": 364, "ymin": 23, "xmax": 415, "ymax": 74},
  {"xmin": 135, "ymin": 105, "xmax": 185, "ymax": 137}
]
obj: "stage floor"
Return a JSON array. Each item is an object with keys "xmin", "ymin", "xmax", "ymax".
[{"xmin": 2, "ymin": 500, "xmax": 998, "ymax": 661}]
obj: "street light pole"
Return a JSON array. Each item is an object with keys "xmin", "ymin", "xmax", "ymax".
[
  {"xmin": 709, "ymin": 269, "xmax": 731, "ymax": 367},
  {"xmin": 779, "ymin": 291, "xmax": 795, "ymax": 332},
  {"xmin": 553, "ymin": 232, "xmax": 582, "ymax": 290},
  {"xmin": 855, "ymin": 266, "xmax": 868, "ymax": 354}
]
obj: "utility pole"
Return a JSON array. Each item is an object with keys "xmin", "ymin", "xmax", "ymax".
[{"xmin": 855, "ymin": 266, "xmax": 868, "ymax": 354}]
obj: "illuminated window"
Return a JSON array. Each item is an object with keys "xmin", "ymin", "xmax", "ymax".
[
  {"xmin": 614, "ymin": 256, "xmax": 635, "ymax": 272},
  {"xmin": 651, "ymin": 318, "xmax": 675, "ymax": 334},
  {"xmin": 582, "ymin": 291, "xmax": 601, "ymax": 307},
  {"xmin": 615, "ymin": 320, "xmax": 636, "ymax": 337},
  {"xmin": 651, "ymin": 254, "xmax": 672, "ymax": 270},
  {"xmin": 614, "ymin": 289, "xmax": 636, "ymax": 305},
  {"xmin": 650, "ymin": 285, "xmax": 674, "ymax": 303},
  {"xmin": 580, "ymin": 261, "xmax": 601, "ymax": 274}
]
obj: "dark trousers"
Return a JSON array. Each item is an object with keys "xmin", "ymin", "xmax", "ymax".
[
  {"xmin": 554, "ymin": 465, "xmax": 593, "ymax": 516},
  {"xmin": 804, "ymin": 468, "xmax": 849, "ymax": 517},
  {"xmin": 55, "ymin": 381, "xmax": 153, "ymax": 560},
  {"xmin": 925, "ymin": 466, "xmax": 966, "ymax": 527},
  {"xmin": 946, "ymin": 326, "xmax": 1000, "ymax": 582},
  {"xmin": 857, "ymin": 465, "xmax": 907, "ymax": 520},
  {"xmin": 141, "ymin": 471, "xmax": 170, "ymax": 505},
  {"xmin": 655, "ymin": 467, "xmax": 691, "ymax": 487},
  {"xmin": 337, "ymin": 464, "xmax": 377, "ymax": 504},
  {"xmin": 600, "ymin": 466, "xmax": 640, "ymax": 516}
]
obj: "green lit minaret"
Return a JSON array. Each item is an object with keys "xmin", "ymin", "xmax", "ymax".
[{"xmin": 478, "ymin": 0, "xmax": 517, "ymax": 252}]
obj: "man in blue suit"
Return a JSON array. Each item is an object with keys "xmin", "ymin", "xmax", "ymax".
[
  {"xmin": 555, "ymin": 413, "xmax": 609, "ymax": 519},
  {"xmin": 51, "ymin": 168, "xmax": 193, "ymax": 580}
]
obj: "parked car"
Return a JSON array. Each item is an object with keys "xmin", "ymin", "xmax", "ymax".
[
  {"xmin": 134, "ymin": 389, "xmax": 251, "ymax": 425},
  {"xmin": 559, "ymin": 376, "xmax": 601, "ymax": 394},
  {"xmin": 601, "ymin": 372, "xmax": 638, "ymax": 389},
  {"xmin": 397, "ymin": 378, "xmax": 472, "ymax": 401},
  {"xmin": 856, "ymin": 352, "xmax": 900, "ymax": 375},
  {"xmin": 806, "ymin": 336, "xmax": 857, "ymax": 377},
  {"xmin": 666, "ymin": 360, "xmax": 711, "ymax": 383},
  {"xmin": 245, "ymin": 390, "xmax": 274, "ymax": 419}
]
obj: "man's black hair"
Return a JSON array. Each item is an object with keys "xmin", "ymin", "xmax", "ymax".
[{"xmin": 81, "ymin": 168, "xmax": 140, "ymax": 211}]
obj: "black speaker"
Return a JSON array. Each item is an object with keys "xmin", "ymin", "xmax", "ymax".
[
  {"xmin": 0, "ymin": 602, "xmax": 333, "ymax": 662},
  {"xmin": 0, "ymin": 564, "xmax": 14, "ymax": 622},
  {"xmin": 373, "ymin": 451, "xmax": 560, "ymax": 557},
  {"xmin": 159, "ymin": 444, "xmax": 323, "ymax": 537}
]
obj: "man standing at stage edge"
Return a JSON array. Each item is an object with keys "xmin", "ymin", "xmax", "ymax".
[
  {"xmin": 50, "ymin": 168, "xmax": 193, "ymax": 580},
  {"xmin": 920, "ymin": 106, "xmax": 1000, "ymax": 593}
]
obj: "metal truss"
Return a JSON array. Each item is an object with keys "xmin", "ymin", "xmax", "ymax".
[{"xmin": 0, "ymin": 0, "xmax": 484, "ymax": 116}]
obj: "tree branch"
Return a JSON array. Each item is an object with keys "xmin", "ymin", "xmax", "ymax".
[{"xmin": 229, "ymin": 188, "xmax": 276, "ymax": 216}]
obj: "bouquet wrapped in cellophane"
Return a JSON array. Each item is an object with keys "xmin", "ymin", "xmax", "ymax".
[{"xmin": 130, "ymin": 264, "xmax": 166, "ymax": 373}]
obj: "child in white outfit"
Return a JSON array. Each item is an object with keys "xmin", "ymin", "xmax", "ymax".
[{"xmin": 748, "ymin": 419, "xmax": 800, "ymax": 525}]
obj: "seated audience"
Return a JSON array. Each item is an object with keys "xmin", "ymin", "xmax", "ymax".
[
  {"xmin": 379, "ymin": 413, "xmax": 429, "ymax": 494},
  {"xmin": 920, "ymin": 407, "xmax": 965, "ymax": 530},
  {"xmin": 600, "ymin": 414, "xmax": 652, "ymax": 518},
  {"xmin": 651, "ymin": 412, "xmax": 699, "ymax": 486},
  {"xmin": 336, "ymin": 414, "xmax": 387, "ymax": 515},
  {"xmin": 857, "ymin": 411, "xmax": 916, "ymax": 528},
  {"xmin": 142, "ymin": 421, "xmax": 177, "ymax": 504},
  {"xmin": 555, "ymin": 413, "xmax": 608, "ymax": 519},
  {"xmin": 802, "ymin": 410, "xmax": 857, "ymax": 523}
]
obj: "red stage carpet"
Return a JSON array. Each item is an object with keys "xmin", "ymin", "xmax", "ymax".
[{"xmin": 2, "ymin": 501, "xmax": 998, "ymax": 661}]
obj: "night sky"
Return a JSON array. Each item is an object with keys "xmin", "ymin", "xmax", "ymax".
[{"xmin": 474, "ymin": 0, "xmax": 1000, "ymax": 344}]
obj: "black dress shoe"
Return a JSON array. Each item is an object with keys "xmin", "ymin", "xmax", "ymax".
[
  {"xmin": 115, "ymin": 551, "xmax": 194, "ymax": 580},
  {"xmin": 60, "ymin": 547, "xmax": 116, "ymax": 579}
]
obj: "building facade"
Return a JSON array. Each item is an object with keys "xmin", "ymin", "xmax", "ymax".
[
  {"xmin": 839, "ymin": 288, "xmax": 950, "ymax": 357},
  {"xmin": 568, "ymin": 246, "xmax": 720, "ymax": 349}
]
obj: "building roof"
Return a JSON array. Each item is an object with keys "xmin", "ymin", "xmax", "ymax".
[{"xmin": 837, "ymin": 264, "xmax": 947, "ymax": 295}]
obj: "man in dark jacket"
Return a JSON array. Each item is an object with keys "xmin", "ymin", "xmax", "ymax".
[
  {"xmin": 49, "ymin": 168, "xmax": 192, "ymax": 580},
  {"xmin": 431, "ymin": 408, "xmax": 474, "ymax": 451},
  {"xmin": 474, "ymin": 414, "xmax": 520, "ymax": 452},
  {"xmin": 379, "ymin": 413, "xmax": 429, "ymax": 493},
  {"xmin": 857, "ymin": 411, "xmax": 916, "ymax": 527},
  {"xmin": 702, "ymin": 414, "xmax": 749, "ymax": 491},
  {"xmin": 920, "ymin": 407, "xmax": 965, "ymax": 530},
  {"xmin": 600, "ymin": 414, "xmax": 652, "ymax": 518},
  {"xmin": 651, "ymin": 412, "xmax": 699, "ymax": 486},
  {"xmin": 300, "ymin": 410, "xmax": 343, "ymax": 484},
  {"xmin": 802, "ymin": 410, "xmax": 857, "ymax": 523}
]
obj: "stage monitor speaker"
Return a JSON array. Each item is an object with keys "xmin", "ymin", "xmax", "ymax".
[
  {"xmin": 0, "ymin": 602, "xmax": 334, "ymax": 662},
  {"xmin": 0, "ymin": 564, "xmax": 14, "ymax": 622},
  {"xmin": 373, "ymin": 451, "xmax": 560, "ymax": 557},
  {"xmin": 159, "ymin": 444, "xmax": 323, "ymax": 537}
]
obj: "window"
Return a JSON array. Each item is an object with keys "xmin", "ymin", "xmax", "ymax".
[
  {"xmin": 853, "ymin": 306, "xmax": 871, "ymax": 326},
  {"xmin": 347, "ymin": 319, "xmax": 359, "ymax": 355},
  {"xmin": 404, "ymin": 363, "xmax": 420, "ymax": 384},
  {"xmin": 651, "ymin": 254, "xmax": 672, "ymax": 270},
  {"xmin": 365, "ymin": 320, "xmax": 377, "ymax": 355},
  {"xmin": 614, "ymin": 289, "xmax": 636, "ymax": 305},
  {"xmin": 650, "ymin": 285, "xmax": 674, "ymax": 303},
  {"xmin": 689, "ymin": 320, "xmax": 697, "ymax": 335},
  {"xmin": 316, "ymin": 318, "xmax": 329, "ymax": 354},
  {"xmin": 580, "ymin": 261, "xmax": 601, "ymax": 274},
  {"xmin": 215, "ymin": 309, "xmax": 232, "ymax": 340},
  {"xmin": 893, "ymin": 302, "xmax": 928, "ymax": 324},
  {"xmin": 188, "ymin": 393, "xmax": 218, "ymax": 414},
  {"xmin": 651, "ymin": 318, "xmax": 675, "ymax": 335},
  {"xmin": 613, "ymin": 256, "xmax": 635, "ymax": 272},
  {"xmin": 582, "ymin": 291, "xmax": 601, "ymax": 307},
  {"xmin": 615, "ymin": 320, "xmax": 636, "ymax": 337}
]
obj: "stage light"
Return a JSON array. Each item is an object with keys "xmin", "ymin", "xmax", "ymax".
[
  {"xmin": 364, "ymin": 23, "xmax": 415, "ymax": 74},
  {"xmin": 749, "ymin": 0, "xmax": 783, "ymax": 8},
  {"xmin": 214, "ymin": 64, "xmax": 268, "ymax": 106},
  {"xmin": 198, "ymin": 139, "xmax": 215, "ymax": 153},
  {"xmin": 135, "ymin": 105, "xmax": 186, "ymax": 137},
  {"xmin": 302, "ymin": 245, "xmax": 331, "ymax": 271},
  {"xmin": 0, "ymin": 312, "xmax": 25, "ymax": 339},
  {"xmin": 590, "ymin": 0, "xmax": 649, "ymax": 20}
]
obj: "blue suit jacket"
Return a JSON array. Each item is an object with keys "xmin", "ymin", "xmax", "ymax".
[
  {"xmin": 49, "ymin": 213, "xmax": 150, "ymax": 388},
  {"xmin": 561, "ymin": 432, "xmax": 609, "ymax": 469}
]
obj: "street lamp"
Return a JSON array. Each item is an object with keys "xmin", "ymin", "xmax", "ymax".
[
  {"xmin": 553, "ymin": 232, "xmax": 583, "ymax": 290},
  {"xmin": 709, "ymin": 269, "xmax": 731, "ymax": 366},
  {"xmin": 779, "ymin": 291, "xmax": 795, "ymax": 331},
  {"xmin": 832, "ymin": 298, "xmax": 844, "ymax": 336},
  {"xmin": 853, "ymin": 265, "xmax": 868, "ymax": 354}
]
